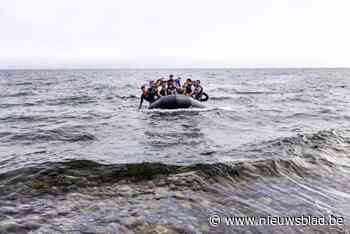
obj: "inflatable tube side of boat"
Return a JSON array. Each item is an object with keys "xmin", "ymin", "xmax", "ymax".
[
  {"xmin": 179, "ymin": 95, "xmax": 205, "ymax": 108},
  {"xmin": 148, "ymin": 95, "xmax": 205, "ymax": 109}
]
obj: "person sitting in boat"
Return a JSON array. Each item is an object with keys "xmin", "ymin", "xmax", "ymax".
[
  {"xmin": 193, "ymin": 80, "xmax": 203, "ymax": 99},
  {"xmin": 183, "ymin": 79, "xmax": 194, "ymax": 96},
  {"xmin": 166, "ymin": 77, "xmax": 177, "ymax": 95},
  {"xmin": 138, "ymin": 84, "xmax": 157, "ymax": 109},
  {"xmin": 148, "ymin": 80, "xmax": 159, "ymax": 98},
  {"xmin": 175, "ymin": 77, "xmax": 181, "ymax": 88},
  {"xmin": 155, "ymin": 78, "xmax": 162, "ymax": 88},
  {"xmin": 174, "ymin": 77, "xmax": 184, "ymax": 94},
  {"xmin": 157, "ymin": 80, "xmax": 167, "ymax": 96}
]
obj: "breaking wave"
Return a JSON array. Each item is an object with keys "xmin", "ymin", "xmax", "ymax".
[{"xmin": 1, "ymin": 129, "xmax": 348, "ymax": 196}]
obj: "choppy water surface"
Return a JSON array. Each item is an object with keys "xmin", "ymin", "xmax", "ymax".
[{"xmin": 0, "ymin": 69, "xmax": 350, "ymax": 233}]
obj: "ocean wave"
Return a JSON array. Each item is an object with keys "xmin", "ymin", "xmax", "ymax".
[
  {"xmin": 115, "ymin": 94, "xmax": 138, "ymax": 100},
  {"xmin": 0, "ymin": 115, "xmax": 41, "ymax": 123},
  {"xmin": 229, "ymin": 129, "xmax": 350, "ymax": 168},
  {"xmin": 235, "ymin": 91, "xmax": 277, "ymax": 95},
  {"xmin": 0, "ymin": 102, "xmax": 38, "ymax": 108},
  {"xmin": 0, "ymin": 158, "xmax": 332, "ymax": 198},
  {"xmin": 1, "ymin": 130, "xmax": 348, "ymax": 194},
  {"xmin": 210, "ymin": 96, "xmax": 233, "ymax": 101},
  {"xmin": 46, "ymin": 95, "xmax": 96, "ymax": 106},
  {"xmin": 0, "ymin": 129, "xmax": 348, "ymax": 198},
  {"xmin": 0, "ymin": 112, "xmax": 97, "ymax": 124},
  {"xmin": 12, "ymin": 81, "xmax": 33, "ymax": 86},
  {"xmin": 4, "ymin": 127, "xmax": 96, "ymax": 144},
  {"xmin": 1, "ymin": 91, "xmax": 36, "ymax": 98},
  {"xmin": 209, "ymin": 87, "xmax": 231, "ymax": 92}
]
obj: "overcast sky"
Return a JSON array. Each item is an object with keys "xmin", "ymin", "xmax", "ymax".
[{"xmin": 1, "ymin": 0, "xmax": 349, "ymax": 68}]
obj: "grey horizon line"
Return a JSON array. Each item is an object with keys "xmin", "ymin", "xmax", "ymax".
[{"xmin": 0, "ymin": 66, "xmax": 349, "ymax": 70}]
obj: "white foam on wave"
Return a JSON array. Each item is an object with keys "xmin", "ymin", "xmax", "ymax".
[{"xmin": 212, "ymin": 106, "xmax": 237, "ymax": 112}]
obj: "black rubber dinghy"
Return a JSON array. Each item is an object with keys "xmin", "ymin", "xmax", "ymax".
[{"xmin": 148, "ymin": 95, "xmax": 205, "ymax": 109}]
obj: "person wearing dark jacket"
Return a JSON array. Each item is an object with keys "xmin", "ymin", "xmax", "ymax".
[
  {"xmin": 193, "ymin": 80, "xmax": 203, "ymax": 99},
  {"xmin": 167, "ymin": 77, "xmax": 176, "ymax": 95},
  {"xmin": 138, "ymin": 85, "xmax": 157, "ymax": 109}
]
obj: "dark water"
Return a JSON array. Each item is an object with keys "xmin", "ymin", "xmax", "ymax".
[{"xmin": 0, "ymin": 69, "xmax": 350, "ymax": 233}]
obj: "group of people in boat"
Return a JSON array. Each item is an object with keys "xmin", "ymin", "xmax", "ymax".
[{"xmin": 139, "ymin": 74, "xmax": 207, "ymax": 109}]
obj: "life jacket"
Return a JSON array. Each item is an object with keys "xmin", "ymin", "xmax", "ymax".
[
  {"xmin": 148, "ymin": 86, "xmax": 157, "ymax": 97},
  {"xmin": 142, "ymin": 90, "xmax": 149, "ymax": 99},
  {"xmin": 143, "ymin": 90, "xmax": 155, "ymax": 103}
]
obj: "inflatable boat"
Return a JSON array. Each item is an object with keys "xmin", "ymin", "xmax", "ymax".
[{"xmin": 148, "ymin": 95, "xmax": 205, "ymax": 109}]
